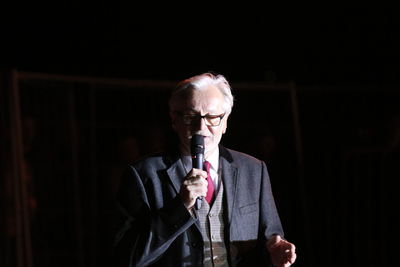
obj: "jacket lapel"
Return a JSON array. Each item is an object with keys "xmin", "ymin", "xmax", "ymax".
[
  {"xmin": 219, "ymin": 146, "xmax": 238, "ymax": 226},
  {"xmin": 166, "ymin": 156, "xmax": 187, "ymax": 194},
  {"xmin": 166, "ymin": 155, "xmax": 202, "ymax": 231}
]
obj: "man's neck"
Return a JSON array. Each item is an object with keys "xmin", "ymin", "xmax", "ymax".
[{"xmin": 180, "ymin": 143, "xmax": 218, "ymax": 159}]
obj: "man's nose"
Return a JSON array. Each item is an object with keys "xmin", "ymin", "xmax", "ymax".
[{"xmin": 194, "ymin": 116, "xmax": 208, "ymax": 131}]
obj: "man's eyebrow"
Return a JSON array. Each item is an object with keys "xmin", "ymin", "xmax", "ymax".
[
  {"xmin": 181, "ymin": 108, "xmax": 223, "ymax": 115},
  {"xmin": 206, "ymin": 113, "xmax": 223, "ymax": 117},
  {"xmin": 181, "ymin": 109, "xmax": 197, "ymax": 114}
]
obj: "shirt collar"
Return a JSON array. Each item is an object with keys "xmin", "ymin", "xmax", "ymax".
[
  {"xmin": 181, "ymin": 147, "xmax": 219, "ymax": 171},
  {"xmin": 205, "ymin": 148, "xmax": 219, "ymax": 172}
]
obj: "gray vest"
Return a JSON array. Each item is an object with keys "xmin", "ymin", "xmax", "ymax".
[{"xmin": 197, "ymin": 181, "xmax": 229, "ymax": 267}]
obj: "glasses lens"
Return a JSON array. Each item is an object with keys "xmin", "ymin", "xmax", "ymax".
[
  {"xmin": 179, "ymin": 112, "xmax": 224, "ymax": 126},
  {"xmin": 205, "ymin": 116, "xmax": 221, "ymax": 126},
  {"xmin": 182, "ymin": 114, "xmax": 196, "ymax": 125}
]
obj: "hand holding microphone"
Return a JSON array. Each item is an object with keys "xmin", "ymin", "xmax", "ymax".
[
  {"xmin": 191, "ymin": 134, "xmax": 205, "ymax": 210},
  {"xmin": 179, "ymin": 134, "xmax": 208, "ymax": 210}
]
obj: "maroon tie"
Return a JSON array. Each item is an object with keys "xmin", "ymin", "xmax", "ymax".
[{"xmin": 203, "ymin": 161, "xmax": 215, "ymax": 205}]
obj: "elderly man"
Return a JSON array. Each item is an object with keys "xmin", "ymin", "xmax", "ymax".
[{"xmin": 114, "ymin": 73, "xmax": 296, "ymax": 267}]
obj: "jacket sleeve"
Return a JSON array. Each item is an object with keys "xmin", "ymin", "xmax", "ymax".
[
  {"xmin": 260, "ymin": 161, "xmax": 284, "ymax": 240},
  {"xmin": 113, "ymin": 165, "xmax": 197, "ymax": 267}
]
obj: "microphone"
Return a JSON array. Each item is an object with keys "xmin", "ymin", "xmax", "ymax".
[{"xmin": 191, "ymin": 134, "xmax": 204, "ymax": 210}]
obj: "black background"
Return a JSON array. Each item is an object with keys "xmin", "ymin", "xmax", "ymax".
[{"xmin": 2, "ymin": 4, "xmax": 400, "ymax": 85}]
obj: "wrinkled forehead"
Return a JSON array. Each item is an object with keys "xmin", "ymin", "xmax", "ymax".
[
  {"xmin": 170, "ymin": 86, "xmax": 225, "ymax": 113},
  {"xmin": 169, "ymin": 88, "xmax": 194, "ymax": 111}
]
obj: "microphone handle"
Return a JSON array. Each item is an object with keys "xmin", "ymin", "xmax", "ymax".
[{"xmin": 193, "ymin": 153, "xmax": 204, "ymax": 210}]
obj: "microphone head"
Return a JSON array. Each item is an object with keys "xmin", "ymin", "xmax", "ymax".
[{"xmin": 190, "ymin": 134, "xmax": 204, "ymax": 156}]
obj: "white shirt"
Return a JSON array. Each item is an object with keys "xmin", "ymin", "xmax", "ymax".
[{"xmin": 181, "ymin": 148, "xmax": 220, "ymax": 192}]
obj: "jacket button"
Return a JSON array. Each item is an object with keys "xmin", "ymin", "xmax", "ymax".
[{"xmin": 191, "ymin": 242, "xmax": 197, "ymax": 247}]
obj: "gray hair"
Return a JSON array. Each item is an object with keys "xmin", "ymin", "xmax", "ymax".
[{"xmin": 169, "ymin": 73, "xmax": 234, "ymax": 115}]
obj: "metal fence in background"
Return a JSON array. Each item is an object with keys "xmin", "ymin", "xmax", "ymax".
[{"xmin": 1, "ymin": 70, "xmax": 304, "ymax": 267}]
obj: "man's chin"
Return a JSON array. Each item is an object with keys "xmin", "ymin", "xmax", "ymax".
[{"xmin": 205, "ymin": 142, "xmax": 218, "ymax": 154}]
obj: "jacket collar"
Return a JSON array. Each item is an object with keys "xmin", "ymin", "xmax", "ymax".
[
  {"xmin": 165, "ymin": 153, "xmax": 186, "ymax": 194},
  {"xmin": 218, "ymin": 145, "xmax": 238, "ymax": 226}
]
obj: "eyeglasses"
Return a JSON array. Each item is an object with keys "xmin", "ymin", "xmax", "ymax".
[{"xmin": 174, "ymin": 111, "xmax": 226, "ymax": 126}]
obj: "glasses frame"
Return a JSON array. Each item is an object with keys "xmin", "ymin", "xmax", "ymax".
[{"xmin": 174, "ymin": 111, "xmax": 226, "ymax": 127}]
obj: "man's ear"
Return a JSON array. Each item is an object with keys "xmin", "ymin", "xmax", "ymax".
[
  {"xmin": 171, "ymin": 122, "xmax": 177, "ymax": 132},
  {"xmin": 222, "ymin": 120, "xmax": 227, "ymax": 134},
  {"xmin": 170, "ymin": 111, "xmax": 178, "ymax": 131}
]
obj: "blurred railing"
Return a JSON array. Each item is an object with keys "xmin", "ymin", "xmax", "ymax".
[{"xmin": 1, "ymin": 70, "xmax": 304, "ymax": 267}]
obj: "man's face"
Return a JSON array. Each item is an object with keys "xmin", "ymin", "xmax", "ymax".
[{"xmin": 170, "ymin": 85, "xmax": 228, "ymax": 158}]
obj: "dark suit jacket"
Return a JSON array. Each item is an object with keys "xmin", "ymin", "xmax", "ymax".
[{"xmin": 114, "ymin": 145, "xmax": 284, "ymax": 267}]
